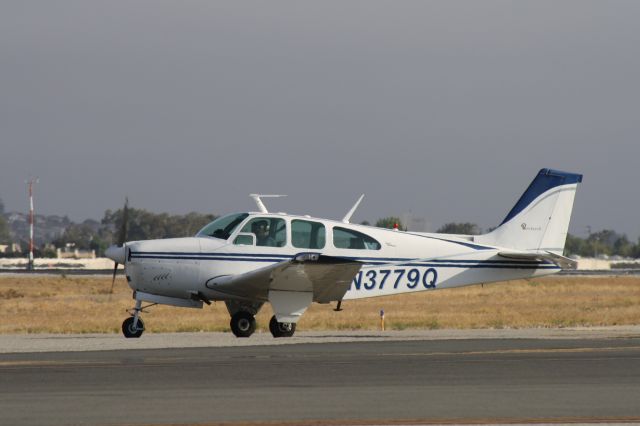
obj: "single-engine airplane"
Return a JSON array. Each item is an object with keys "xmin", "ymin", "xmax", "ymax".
[{"xmin": 105, "ymin": 168, "xmax": 582, "ymax": 338}]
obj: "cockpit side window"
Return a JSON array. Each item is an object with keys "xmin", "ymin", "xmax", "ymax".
[
  {"xmin": 196, "ymin": 213, "xmax": 249, "ymax": 240},
  {"xmin": 333, "ymin": 227, "xmax": 381, "ymax": 250},
  {"xmin": 291, "ymin": 220, "xmax": 325, "ymax": 249},
  {"xmin": 236, "ymin": 217, "xmax": 287, "ymax": 247}
]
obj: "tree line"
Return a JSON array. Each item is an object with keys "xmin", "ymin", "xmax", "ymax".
[
  {"xmin": 438, "ymin": 222, "xmax": 639, "ymax": 258},
  {"xmin": 375, "ymin": 218, "xmax": 640, "ymax": 258},
  {"xmin": 1, "ymin": 198, "xmax": 638, "ymax": 259},
  {"xmin": 52, "ymin": 208, "xmax": 217, "ymax": 256}
]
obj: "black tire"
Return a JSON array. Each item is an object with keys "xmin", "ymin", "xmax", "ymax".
[
  {"xmin": 122, "ymin": 317, "xmax": 144, "ymax": 338},
  {"xmin": 269, "ymin": 315, "xmax": 296, "ymax": 338},
  {"xmin": 230, "ymin": 311, "xmax": 256, "ymax": 338}
]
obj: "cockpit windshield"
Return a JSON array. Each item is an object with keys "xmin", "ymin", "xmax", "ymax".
[{"xmin": 196, "ymin": 213, "xmax": 249, "ymax": 240}]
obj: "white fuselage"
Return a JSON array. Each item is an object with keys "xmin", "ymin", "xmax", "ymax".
[{"xmin": 123, "ymin": 212, "xmax": 559, "ymax": 304}]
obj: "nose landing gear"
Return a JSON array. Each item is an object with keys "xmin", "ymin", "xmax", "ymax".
[
  {"xmin": 122, "ymin": 316, "xmax": 144, "ymax": 338},
  {"xmin": 122, "ymin": 299, "xmax": 156, "ymax": 338}
]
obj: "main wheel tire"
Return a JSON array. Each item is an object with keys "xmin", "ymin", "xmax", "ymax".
[
  {"xmin": 269, "ymin": 315, "xmax": 296, "ymax": 338},
  {"xmin": 230, "ymin": 311, "xmax": 256, "ymax": 338},
  {"xmin": 122, "ymin": 317, "xmax": 144, "ymax": 338}
]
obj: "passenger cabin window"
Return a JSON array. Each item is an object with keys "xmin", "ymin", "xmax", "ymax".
[
  {"xmin": 291, "ymin": 220, "xmax": 325, "ymax": 249},
  {"xmin": 235, "ymin": 217, "xmax": 286, "ymax": 247},
  {"xmin": 333, "ymin": 227, "xmax": 381, "ymax": 250},
  {"xmin": 197, "ymin": 213, "xmax": 249, "ymax": 240}
]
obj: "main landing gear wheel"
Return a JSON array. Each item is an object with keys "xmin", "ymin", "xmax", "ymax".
[
  {"xmin": 269, "ymin": 315, "xmax": 296, "ymax": 338},
  {"xmin": 230, "ymin": 311, "xmax": 256, "ymax": 338},
  {"xmin": 122, "ymin": 317, "xmax": 145, "ymax": 338}
]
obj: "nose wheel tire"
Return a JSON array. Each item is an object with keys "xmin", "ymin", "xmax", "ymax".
[
  {"xmin": 269, "ymin": 315, "xmax": 296, "ymax": 338},
  {"xmin": 122, "ymin": 317, "xmax": 145, "ymax": 338},
  {"xmin": 230, "ymin": 311, "xmax": 256, "ymax": 338}
]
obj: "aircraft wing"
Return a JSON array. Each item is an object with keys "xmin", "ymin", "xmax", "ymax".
[
  {"xmin": 206, "ymin": 253, "xmax": 362, "ymax": 322},
  {"xmin": 497, "ymin": 250, "xmax": 577, "ymax": 270}
]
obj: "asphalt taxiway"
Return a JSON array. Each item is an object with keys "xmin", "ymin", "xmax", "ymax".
[{"xmin": 1, "ymin": 329, "xmax": 640, "ymax": 426}]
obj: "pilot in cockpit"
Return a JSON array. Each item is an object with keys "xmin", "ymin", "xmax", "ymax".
[{"xmin": 252, "ymin": 220, "xmax": 276, "ymax": 247}]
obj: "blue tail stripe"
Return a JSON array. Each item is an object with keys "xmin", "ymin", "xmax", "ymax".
[{"xmin": 500, "ymin": 168, "xmax": 583, "ymax": 226}]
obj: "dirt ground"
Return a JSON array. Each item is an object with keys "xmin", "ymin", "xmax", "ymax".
[{"xmin": 0, "ymin": 274, "xmax": 638, "ymax": 334}]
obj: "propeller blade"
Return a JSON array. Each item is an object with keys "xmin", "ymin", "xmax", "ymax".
[
  {"xmin": 110, "ymin": 262, "xmax": 119, "ymax": 294},
  {"xmin": 109, "ymin": 197, "xmax": 129, "ymax": 295}
]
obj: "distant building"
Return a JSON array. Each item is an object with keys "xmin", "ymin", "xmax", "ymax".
[
  {"xmin": 572, "ymin": 256, "xmax": 640, "ymax": 270},
  {"xmin": 56, "ymin": 243, "xmax": 95, "ymax": 259},
  {"xmin": 0, "ymin": 243, "xmax": 22, "ymax": 254}
]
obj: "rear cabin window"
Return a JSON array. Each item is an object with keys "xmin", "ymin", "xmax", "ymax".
[
  {"xmin": 291, "ymin": 220, "xmax": 325, "ymax": 249},
  {"xmin": 333, "ymin": 227, "xmax": 381, "ymax": 250}
]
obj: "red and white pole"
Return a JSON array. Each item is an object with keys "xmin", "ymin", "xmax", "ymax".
[{"xmin": 27, "ymin": 177, "xmax": 38, "ymax": 271}]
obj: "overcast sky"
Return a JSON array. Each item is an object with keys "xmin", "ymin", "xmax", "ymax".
[{"xmin": 1, "ymin": 1, "xmax": 639, "ymax": 238}]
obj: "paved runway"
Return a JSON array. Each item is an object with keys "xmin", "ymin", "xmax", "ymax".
[{"xmin": 1, "ymin": 332, "xmax": 640, "ymax": 426}]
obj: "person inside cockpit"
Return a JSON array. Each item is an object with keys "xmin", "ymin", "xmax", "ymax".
[{"xmin": 252, "ymin": 220, "xmax": 276, "ymax": 247}]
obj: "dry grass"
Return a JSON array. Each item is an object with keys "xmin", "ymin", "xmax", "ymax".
[{"xmin": 0, "ymin": 275, "xmax": 639, "ymax": 334}]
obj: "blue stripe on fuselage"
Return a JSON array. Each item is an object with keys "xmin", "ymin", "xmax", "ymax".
[
  {"xmin": 130, "ymin": 252, "xmax": 545, "ymax": 263},
  {"xmin": 129, "ymin": 252, "xmax": 557, "ymax": 269}
]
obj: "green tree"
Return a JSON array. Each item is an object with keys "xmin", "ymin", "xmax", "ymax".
[
  {"xmin": 375, "ymin": 217, "xmax": 405, "ymax": 230},
  {"xmin": 565, "ymin": 230, "xmax": 640, "ymax": 258},
  {"xmin": 436, "ymin": 222, "xmax": 481, "ymax": 235},
  {"xmin": 564, "ymin": 234, "xmax": 587, "ymax": 256},
  {"xmin": 53, "ymin": 222, "xmax": 98, "ymax": 250},
  {"xmin": 586, "ymin": 229, "xmax": 618, "ymax": 257},
  {"xmin": 0, "ymin": 216, "xmax": 10, "ymax": 244},
  {"xmin": 613, "ymin": 235, "xmax": 633, "ymax": 258},
  {"xmin": 102, "ymin": 207, "xmax": 216, "ymax": 242},
  {"xmin": 0, "ymin": 197, "xmax": 8, "ymax": 245},
  {"xmin": 633, "ymin": 237, "xmax": 640, "ymax": 258}
]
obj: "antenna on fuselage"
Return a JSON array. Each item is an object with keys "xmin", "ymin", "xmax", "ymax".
[
  {"xmin": 249, "ymin": 194, "xmax": 286, "ymax": 213},
  {"xmin": 342, "ymin": 194, "xmax": 365, "ymax": 223}
]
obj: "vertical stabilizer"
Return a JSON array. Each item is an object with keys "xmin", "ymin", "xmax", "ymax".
[{"xmin": 475, "ymin": 169, "xmax": 582, "ymax": 255}]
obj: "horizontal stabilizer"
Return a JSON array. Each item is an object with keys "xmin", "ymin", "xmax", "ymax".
[{"xmin": 498, "ymin": 250, "xmax": 577, "ymax": 270}]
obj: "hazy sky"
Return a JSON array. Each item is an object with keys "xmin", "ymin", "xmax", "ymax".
[{"xmin": 1, "ymin": 1, "xmax": 639, "ymax": 238}]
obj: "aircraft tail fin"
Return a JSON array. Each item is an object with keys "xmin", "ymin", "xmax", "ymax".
[{"xmin": 475, "ymin": 168, "xmax": 582, "ymax": 255}]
